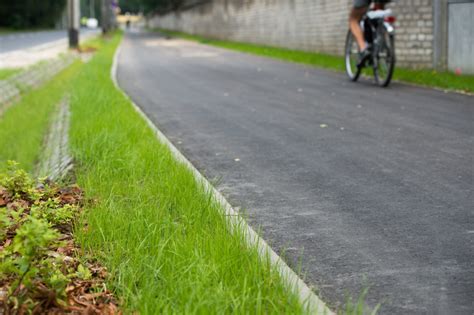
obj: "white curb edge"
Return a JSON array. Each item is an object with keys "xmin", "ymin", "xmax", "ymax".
[{"xmin": 111, "ymin": 39, "xmax": 334, "ymax": 315}]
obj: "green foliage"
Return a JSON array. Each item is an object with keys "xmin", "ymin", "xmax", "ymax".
[
  {"xmin": 0, "ymin": 0, "xmax": 67, "ymax": 29},
  {"xmin": 31, "ymin": 200, "xmax": 78, "ymax": 226},
  {"xmin": 0, "ymin": 208, "xmax": 14, "ymax": 243},
  {"xmin": 0, "ymin": 162, "xmax": 81, "ymax": 310},
  {"xmin": 76, "ymin": 264, "xmax": 92, "ymax": 280},
  {"xmin": 3, "ymin": 217, "xmax": 59, "ymax": 277},
  {"xmin": 0, "ymin": 216, "xmax": 64, "ymax": 308},
  {"xmin": 119, "ymin": 0, "xmax": 142, "ymax": 13},
  {"xmin": 119, "ymin": 0, "xmax": 185, "ymax": 14},
  {"xmin": 80, "ymin": 0, "xmax": 101, "ymax": 20},
  {"xmin": 0, "ymin": 161, "xmax": 34, "ymax": 198}
]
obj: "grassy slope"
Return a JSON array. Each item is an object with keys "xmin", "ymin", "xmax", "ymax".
[
  {"xmin": 0, "ymin": 62, "xmax": 81, "ymax": 172},
  {"xmin": 0, "ymin": 68, "xmax": 21, "ymax": 80},
  {"xmin": 0, "ymin": 28, "xmax": 17, "ymax": 35},
  {"xmin": 158, "ymin": 29, "xmax": 474, "ymax": 94},
  {"xmin": 0, "ymin": 28, "xmax": 49, "ymax": 35},
  {"xmin": 70, "ymin": 33, "xmax": 305, "ymax": 314}
]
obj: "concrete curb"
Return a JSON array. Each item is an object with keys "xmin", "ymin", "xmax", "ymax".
[
  {"xmin": 36, "ymin": 97, "xmax": 73, "ymax": 181},
  {"xmin": 111, "ymin": 39, "xmax": 334, "ymax": 315}
]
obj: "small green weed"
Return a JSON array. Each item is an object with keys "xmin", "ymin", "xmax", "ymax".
[
  {"xmin": 0, "ymin": 161, "xmax": 35, "ymax": 198},
  {"xmin": 0, "ymin": 161, "xmax": 118, "ymax": 313},
  {"xmin": 342, "ymin": 287, "xmax": 381, "ymax": 315}
]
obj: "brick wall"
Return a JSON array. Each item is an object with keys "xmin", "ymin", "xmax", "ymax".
[{"xmin": 149, "ymin": 0, "xmax": 434, "ymax": 68}]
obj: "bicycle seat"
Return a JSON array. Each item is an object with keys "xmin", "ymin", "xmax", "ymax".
[{"xmin": 367, "ymin": 9, "xmax": 393, "ymax": 20}]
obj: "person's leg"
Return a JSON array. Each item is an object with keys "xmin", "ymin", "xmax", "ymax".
[{"xmin": 349, "ymin": 6, "xmax": 368, "ymax": 51}]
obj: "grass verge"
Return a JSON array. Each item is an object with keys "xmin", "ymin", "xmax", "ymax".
[
  {"xmin": 0, "ymin": 28, "xmax": 49, "ymax": 35},
  {"xmin": 0, "ymin": 62, "xmax": 81, "ymax": 172},
  {"xmin": 157, "ymin": 29, "xmax": 474, "ymax": 94},
  {"xmin": 69, "ymin": 32, "xmax": 306, "ymax": 313}
]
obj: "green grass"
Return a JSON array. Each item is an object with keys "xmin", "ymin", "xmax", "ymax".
[
  {"xmin": 0, "ymin": 28, "xmax": 17, "ymax": 35},
  {"xmin": 394, "ymin": 67, "xmax": 474, "ymax": 93},
  {"xmin": 342, "ymin": 287, "xmax": 380, "ymax": 315},
  {"xmin": 0, "ymin": 27, "xmax": 50, "ymax": 35},
  {"xmin": 0, "ymin": 62, "xmax": 81, "ymax": 172},
  {"xmin": 157, "ymin": 29, "xmax": 474, "ymax": 94},
  {"xmin": 0, "ymin": 68, "xmax": 21, "ymax": 80},
  {"xmin": 69, "ymin": 32, "xmax": 306, "ymax": 314}
]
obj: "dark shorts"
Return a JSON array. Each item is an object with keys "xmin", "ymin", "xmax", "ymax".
[{"xmin": 353, "ymin": 0, "xmax": 390, "ymax": 9}]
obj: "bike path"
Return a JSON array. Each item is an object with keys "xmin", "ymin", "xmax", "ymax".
[{"xmin": 117, "ymin": 31, "xmax": 474, "ymax": 314}]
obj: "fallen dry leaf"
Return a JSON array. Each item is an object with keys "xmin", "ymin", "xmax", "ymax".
[{"xmin": 0, "ymin": 181, "xmax": 121, "ymax": 314}]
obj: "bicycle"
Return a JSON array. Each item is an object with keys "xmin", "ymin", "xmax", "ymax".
[{"xmin": 345, "ymin": 8, "xmax": 396, "ymax": 87}]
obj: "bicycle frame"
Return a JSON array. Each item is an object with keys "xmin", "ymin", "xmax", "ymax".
[
  {"xmin": 362, "ymin": 9, "xmax": 395, "ymax": 44},
  {"xmin": 345, "ymin": 8, "xmax": 396, "ymax": 87}
]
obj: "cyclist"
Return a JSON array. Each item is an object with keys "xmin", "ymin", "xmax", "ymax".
[{"xmin": 349, "ymin": 0, "xmax": 390, "ymax": 66}]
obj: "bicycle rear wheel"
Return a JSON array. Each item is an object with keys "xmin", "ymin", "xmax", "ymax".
[
  {"xmin": 345, "ymin": 30, "xmax": 361, "ymax": 82},
  {"xmin": 373, "ymin": 28, "xmax": 395, "ymax": 87}
]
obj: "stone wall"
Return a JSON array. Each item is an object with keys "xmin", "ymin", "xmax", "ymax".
[
  {"xmin": 394, "ymin": 0, "xmax": 434, "ymax": 68},
  {"xmin": 149, "ymin": 0, "xmax": 435, "ymax": 68}
]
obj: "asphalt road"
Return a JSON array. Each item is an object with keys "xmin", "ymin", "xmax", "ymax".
[
  {"xmin": 0, "ymin": 29, "xmax": 98, "ymax": 53},
  {"xmin": 117, "ymin": 31, "xmax": 474, "ymax": 314}
]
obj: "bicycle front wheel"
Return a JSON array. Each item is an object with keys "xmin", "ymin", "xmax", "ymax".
[
  {"xmin": 373, "ymin": 28, "xmax": 395, "ymax": 87},
  {"xmin": 345, "ymin": 30, "xmax": 361, "ymax": 82}
]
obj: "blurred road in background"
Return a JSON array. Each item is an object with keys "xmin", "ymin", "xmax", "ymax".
[
  {"xmin": 0, "ymin": 29, "xmax": 99, "ymax": 68},
  {"xmin": 117, "ymin": 30, "xmax": 474, "ymax": 314}
]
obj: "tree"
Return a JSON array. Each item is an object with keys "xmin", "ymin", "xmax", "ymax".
[
  {"xmin": 80, "ymin": 0, "xmax": 101, "ymax": 19},
  {"xmin": 119, "ymin": 0, "xmax": 141, "ymax": 14},
  {"xmin": 0, "ymin": 0, "xmax": 67, "ymax": 29},
  {"xmin": 118, "ymin": 0, "xmax": 185, "ymax": 14}
]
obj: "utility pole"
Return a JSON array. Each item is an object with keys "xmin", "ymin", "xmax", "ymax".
[{"xmin": 68, "ymin": 0, "xmax": 80, "ymax": 48}]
